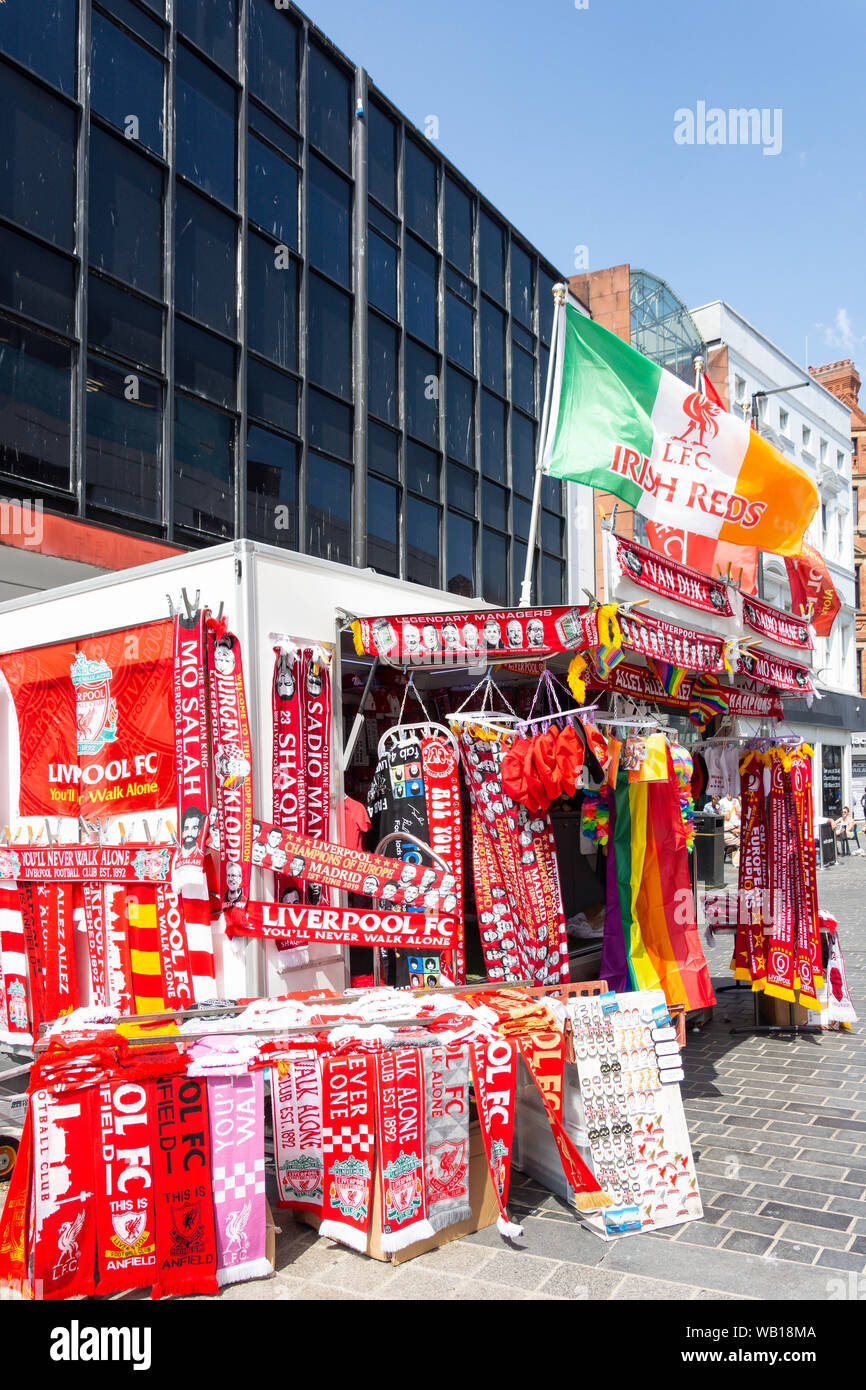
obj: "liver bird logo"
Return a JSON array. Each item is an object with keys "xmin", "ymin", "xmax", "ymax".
[
  {"xmin": 673, "ymin": 392, "xmax": 722, "ymax": 447},
  {"xmin": 225, "ymin": 1201, "xmax": 251, "ymax": 1254}
]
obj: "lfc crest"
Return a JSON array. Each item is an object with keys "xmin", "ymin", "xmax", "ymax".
[
  {"xmin": 168, "ymin": 1201, "xmax": 205, "ymax": 1256},
  {"xmin": 70, "ymin": 651, "xmax": 118, "ymax": 755},
  {"xmin": 280, "ymin": 1155, "xmax": 324, "ymax": 1200},
  {"xmin": 383, "ymin": 1151, "xmax": 423, "ymax": 1225},
  {"xmin": 107, "ymin": 1209, "xmax": 153, "ymax": 1259},
  {"xmin": 329, "ymin": 1156, "xmax": 371, "ymax": 1221},
  {"xmin": 427, "ymin": 1140, "xmax": 467, "ymax": 1202}
]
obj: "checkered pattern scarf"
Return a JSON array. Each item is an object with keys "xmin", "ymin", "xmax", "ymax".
[
  {"xmin": 208, "ymin": 1070, "xmax": 270, "ymax": 1287},
  {"xmin": 319, "ymin": 1054, "xmax": 377, "ymax": 1253}
]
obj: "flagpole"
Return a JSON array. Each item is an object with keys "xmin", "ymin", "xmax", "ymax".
[{"xmin": 518, "ymin": 282, "xmax": 567, "ymax": 607}]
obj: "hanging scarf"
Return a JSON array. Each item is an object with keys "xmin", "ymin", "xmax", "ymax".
[
  {"xmin": 17, "ymin": 881, "xmax": 46, "ymax": 1027},
  {"xmin": 79, "ymin": 883, "xmax": 106, "ymax": 1007},
  {"xmin": 127, "ymin": 885, "xmax": 171, "ymax": 1016},
  {"xmin": 735, "ymin": 756, "xmax": 769, "ymax": 989},
  {"xmin": 154, "ymin": 882, "xmax": 194, "ymax": 1010},
  {"xmin": 319, "ymin": 1053, "xmax": 376, "ymax": 1253},
  {"xmin": 373, "ymin": 1047, "xmax": 434, "ymax": 1253},
  {"xmin": 207, "ymin": 621, "xmax": 254, "ymax": 925},
  {"xmin": 688, "ymin": 674, "xmax": 731, "ymax": 730},
  {"xmin": 272, "ymin": 1055, "xmax": 324, "ymax": 1212},
  {"xmin": 301, "ymin": 647, "xmax": 332, "ymax": 907},
  {"xmin": 180, "ymin": 878, "xmax": 218, "ymax": 1003},
  {"xmin": 172, "ymin": 609, "xmax": 211, "ymax": 892},
  {"xmin": 103, "ymin": 883, "xmax": 135, "ymax": 1015},
  {"xmin": 208, "ymin": 1070, "xmax": 270, "ymax": 1287},
  {"xmin": 0, "ymin": 882, "xmax": 32, "ymax": 1045},
  {"xmin": 611, "ymin": 769, "xmax": 663, "ymax": 994},
  {"xmin": 31, "ymin": 883, "xmax": 78, "ymax": 1021},
  {"xmin": 646, "ymin": 658, "xmax": 688, "ymax": 700},
  {"xmin": 765, "ymin": 754, "xmax": 798, "ymax": 1002},
  {"xmin": 789, "ymin": 751, "xmax": 821, "ymax": 1010},
  {"xmin": 825, "ymin": 929, "xmax": 857, "ymax": 1024},
  {"xmin": 272, "ymin": 645, "xmax": 306, "ymax": 908},
  {"xmin": 31, "ymin": 1084, "xmax": 98, "ymax": 1299},
  {"xmin": 516, "ymin": 1032, "xmax": 610, "ymax": 1210},
  {"xmin": 469, "ymin": 1035, "xmax": 523, "ymax": 1239},
  {"xmin": 150, "ymin": 1071, "xmax": 219, "ymax": 1299},
  {"xmin": 0, "ymin": 1098, "xmax": 32, "ymax": 1296},
  {"xmin": 601, "ymin": 790, "xmax": 630, "ymax": 992},
  {"xmin": 95, "ymin": 1076, "xmax": 157, "ymax": 1295},
  {"xmin": 422, "ymin": 1042, "xmax": 472, "ymax": 1233}
]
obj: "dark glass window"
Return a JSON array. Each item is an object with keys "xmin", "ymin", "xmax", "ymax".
[
  {"xmin": 447, "ymin": 511, "xmax": 475, "ymax": 596},
  {"xmin": 247, "ymin": 357, "xmax": 298, "ymax": 436},
  {"xmin": 405, "ymin": 236, "xmax": 437, "ymax": 347},
  {"xmin": 448, "ymin": 462, "xmax": 475, "ymax": 514},
  {"xmin": 248, "ymin": 133, "xmax": 298, "ymax": 247},
  {"xmin": 480, "ymin": 390, "xmax": 506, "ymax": 482},
  {"xmin": 483, "ymin": 480, "xmax": 508, "ymax": 531},
  {"xmin": 511, "ymin": 244, "xmax": 534, "ymax": 328},
  {"xmin": 514, "ymin": 495, "xmax": 532, "ymax": 540},
  {"xmin": 407, "ymin": 441, "xmax": 440, "ymax": 498},
  {"xmin": 91, "ymin": 12, "xmax": 164, "ymax": 155},
  {"xmin": 512, "ymin": 342, "xmax": 534, "ymax": 415},
  {"xmin": 542, "ymin": 474, "xmax": 562, "ymax": 510},
  {"xmin": 512, "ymin": 320, "xmax": 534, "ymax": 353},
  {"xmin": 368, "ymin": 312, "xmax": 397, "ymax": 425},
  {"xmin": 247, "ymin": 232, "xmax": 298, "ymax": 370},
  {"xmin": 368, "ymin": 101, "xmax": 397, "ymax": 211},
  {"xmin": 405, "ymin": 341, "xmax": 439, "ymax": 447},
  {"xmin": 514, "ymin": 408, "xmax": 536, "ymax": 497},
  {"xmin": 249, "ymin": 104, "xmax": 299, "ymax": 161},
  {"xmin": 483, "ymin": 528, "xmax": 508, "ymax": 605},
  {"xmin": 308, "ymin": 155, "xmax": 351, "ymax": 287},
  {"xmin": 308, "ymin": 387, "xmax": 352, "ymax": 462},
  {"xmin": 445, "ymin": 292, "xmax": 473, "ymax": 371},
  {"xmin": 85, "ymin": 355, "xmax": 161, "ymax": 519},
  {"xmin": 174, "ymin": 394, "xmax": 234, "ymax": 537},
  {"xmin": 174, "ymin": 318, "xmax": 235, "ymax": 407},
  {"xmin": 479, "ymin": 210, "xmax": 505, "ymax": 303},
  {"xmin": 368, "ymin": 420, "xmax": 399, "ymax": 479},
  {"xmin": 0, "ymin": 0, "xmax": 76, "ymax": 93},
  {"xmin": 0, "ymin": 317, "xmax": 71, "ymax": 490},
  {"xmin": 177, "ymin": 0, "xmax": 236, "ymax": 74},
  {"xmin": 247, "ymin": 424, "xmax": 298, "ymax": 548},
  {"xmin": 308, "ymin": 274, "xmax": 352, "ymax": 401},
  {"xmin": 94, "ymin": 0, "xmax": 164, "ymax": 49},
  {"xmin": 0, "ymin": 65, "xmax": 75, "ymax": 249},
  {"xmin": 446, "ymin": 265, "xmax": 474, "ymax": 304},
  {"xmin": 88, "ymin": 274, "xmax": 162, "ymax": 370},
  {"xmin": 175, "ymin": 184, "xmax": 236, "ymax": 334},
  {"xmin": 445, "ymin": 178, "xmax": 472, "ymax": 274},
  {"xmin": 369, "ymin": 199, "xmax": 398, "ymax": 241},
  {"xmin": 480, "ymin": 299, "xmax": 505, "ymax": 393},
  {"xmin": 0, "ymin": 225, "xmax": 75, "ymax": 335},
  {"xmin": 368, "ymin": 230, "xmax": 397, "ymax": 319},
  {"xmin": 446, "ymin": 368, "xmax": 474, "ymax": 466},
  {"xmin": 539, "ymin": 270, "xmax": 556, "ymax": 344},
  {"xmin": 176, "ymin": 44, "xmax": 236, "ymax": 207},
  {"xmin": 89, "ymin": 128, "xmax": 162, "ymax": 297},
  {"xmin": 307, "ymin": 455, "xmax": 352, "ymax": 564},
  {"xmin": 542, "ymin": 507, "xmax": 564, "ymax": 553},
  {"xmin": 248, "ymin": 0, "xmax": 298, "ymax": 129},
  {"xmin": 405, "ymin": 141, "xmax": 437, "ymax": 246},
  {"xmin": 308, "ymin": 44, "xmax": 351, "ymax": 173},
  {"xmin": 367, "ymin": 477, "xmax": 399, "ymax": 576},
  {"xmin": 542, "ymin": 554, "xmax": 565, "ymax": 605},
  {"xmin": 406, "ymin": 496, "xmax": 439, "ymax": 588}
]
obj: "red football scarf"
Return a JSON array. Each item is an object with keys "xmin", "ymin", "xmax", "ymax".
[
  {"xmin": 207, "ymin": 621, "xmax": 254, "ymax": 925},
  {"xmin": 272, "ymin": 1055, "xmax": 324, "ymax": 1212},
  {"xmin": 31, "ymin": 1084, "xmax": 98, "ymax": 1299},
  {"xmin": 516, "ymin": 1032, "xmax": 610, "ymax": 1210},
  {"xmin": 154, "ymin": 882, "xmax": 194, "ymax": 1010},
  {"xmin": 172, "ymin": 609, "xmax": 211, "ymax": 892},
  {"xmin": 301, "ymin": 647, "xmax": 332, "ymax": 906},
  {"xmin": 31, "ymin": 883, "xmax": 78, "ymax": 1021},
  {"xmin": 0, "ymin": 881, "xmax": 32, "ymax": 1045},
  {"xmin": 374, "ymin": 1047, "xmax": 434, "ymax": 1252},
  {"xmin": 469, "ymin": 1035, "xmax": 523, "ymax": 1238},
  {"xmin": 765, "ymin": 755, "xmax": 798, "ymax": 1002},
  {"xmin": 735, "ymin": 757, "xmax": 769, "ymax": 989},
  {"xmin": 103, "ymin": 883, "xmax": 135, "ymax": 1014},
  {"xmin": 80, "ymin": 883, "xmax": 107, "ymax": 1007},
  {"xmin": 180, "ymin": 877, "xmax": 218, "ymax": 1003},
  {"xmin": 272, "ymin": 645, "xmax": 306, "ymax": 907},
  {"xmin": 319, "ymin": 1053, "xmax": 377, "ymax": 1253},
  {"xmin": 17, "ymin": 881, "xmax": 46, "ymax": 1026},
  {"xmin": 95, "ymin": 1076, "xmax": 157, "ymax": 1295},
  {"xmin": 0, "ymin": 1098, "xmax": 32, "ymax": 1296},
  {"xmin": 790, "ymin": 752, "xmax": 821, "ymax": 1009},
  {"xmin": 150, "ymin": 1071, "xmax": 219, "ymax": 1299},
  {"xmin": 127, "ymin": 884, "xmax": 171, "ymax": 1015}
]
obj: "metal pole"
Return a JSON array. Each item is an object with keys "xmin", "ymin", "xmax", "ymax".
[{"xmin": 519, "ymin": 283, "xmax": 567, "ymax": 607}]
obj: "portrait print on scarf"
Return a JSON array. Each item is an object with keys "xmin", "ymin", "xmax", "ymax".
[
  {"xmin": 455, "ymin": 727, "xmax": 568, "ymax": 987},
  {"xmin": 367, "ymin": 731, "xmax": 464, "ymax": 985},
  {"xmin": 207, "ymin": 620, "xmax": 254, "ymax": 923}
]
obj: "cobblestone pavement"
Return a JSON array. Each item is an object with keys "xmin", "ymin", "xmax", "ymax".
[
  {"xmin": 7, "ymin": 857, "xmax": 865, "ymax": 1303},
  {"xmin": 243, "ymin": 854, "xmax": 866, "ymax": 1302}
]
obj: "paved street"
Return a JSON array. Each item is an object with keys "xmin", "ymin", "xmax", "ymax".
[{"xmin": 248, "ymin": 854, "xmax": 866, "ymax": 1302}]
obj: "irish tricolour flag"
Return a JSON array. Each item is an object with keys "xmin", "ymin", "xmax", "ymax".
[{"xmin": 544, "ymin": 305, "xmax": 818, "ymax": 556}]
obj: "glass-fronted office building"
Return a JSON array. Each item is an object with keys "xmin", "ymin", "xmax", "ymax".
[{"xmin": 0, "ymin": 0, "xmax": 567, "ymax": 604}]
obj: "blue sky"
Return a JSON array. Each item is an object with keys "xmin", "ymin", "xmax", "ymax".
[{"xmin": 307, "ymin": 0, "xmax": 866, "ymax": 373}]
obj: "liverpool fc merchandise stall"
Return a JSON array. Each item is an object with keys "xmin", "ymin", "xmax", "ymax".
[{"xmin": 0, "ymin": 537, "xmax": 844, "ymax": 1298}]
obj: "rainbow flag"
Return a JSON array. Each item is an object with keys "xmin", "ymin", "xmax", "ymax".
[{"xmin": 545, "ymin": 306, "xmax": 817, "ymax": 556}]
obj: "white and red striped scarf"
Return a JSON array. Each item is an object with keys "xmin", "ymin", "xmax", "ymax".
[
  {"xmin": 207, "ymin": 620, "xmax": 254, "ymax": 925},
  {"xmin": 0, "ymin": 882, "xmax": 31, "ymax": 1046},
  {"xmin": 172, "ymin": 609, "xmax": 211, "ymax": 893}
]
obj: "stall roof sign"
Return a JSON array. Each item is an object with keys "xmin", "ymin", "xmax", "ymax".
[{"xmin": 351, "ymin": 605, "xmax": 589, "ymax": 666}]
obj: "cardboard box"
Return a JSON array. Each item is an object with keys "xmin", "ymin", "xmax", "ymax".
[
  {"xmin": 299, "ymin": 1120, "xmax": 497, "ymax": 1265},
  {"xmin": 758, "ymin": 993, "xmax": 810, "ymax": 1028}
]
